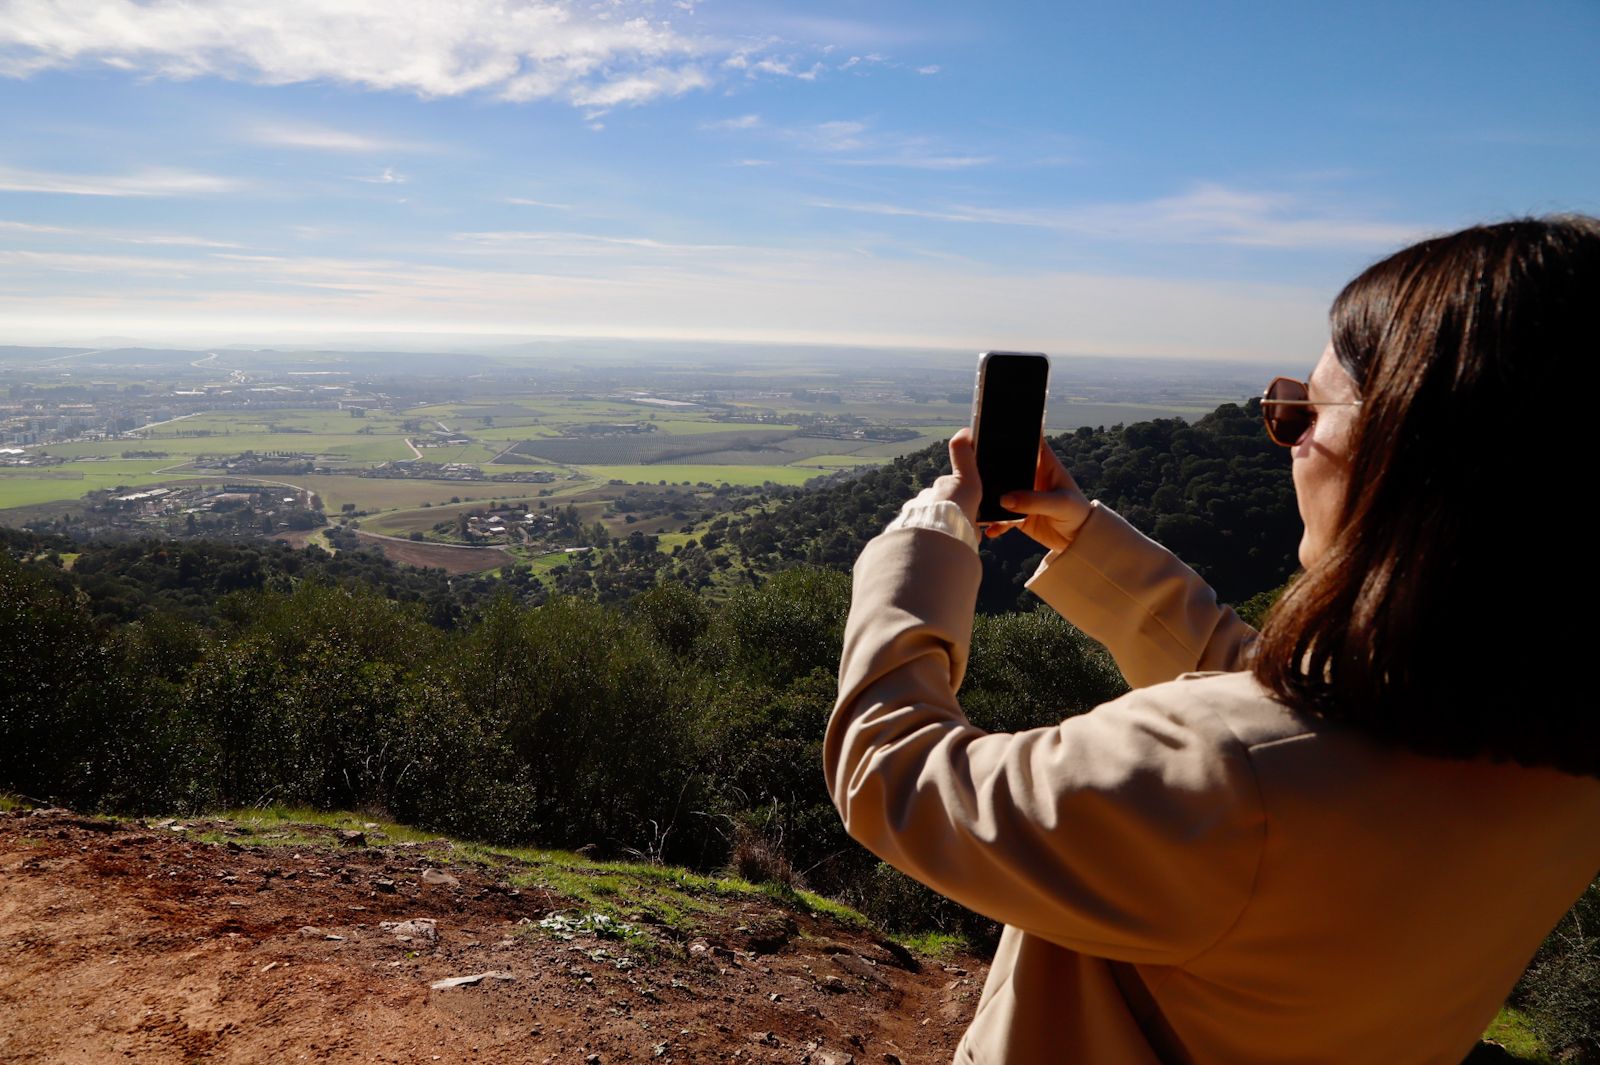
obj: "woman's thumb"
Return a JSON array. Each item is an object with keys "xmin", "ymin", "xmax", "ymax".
[{"xmin": 949, "ymin": 428, "xmax": 979, "ymax": 479}]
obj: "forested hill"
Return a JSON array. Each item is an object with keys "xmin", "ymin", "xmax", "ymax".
[{"xmin": 713, "ymin": 398, "xmax": 1299, "ymax": 612}]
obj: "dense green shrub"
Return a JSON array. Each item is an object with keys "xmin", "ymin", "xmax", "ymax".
[{"xmin": 1515, "ymin": 877, "xmax": 1600, "ymax": 1062}]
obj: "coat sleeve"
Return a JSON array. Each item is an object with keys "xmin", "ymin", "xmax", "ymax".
[
  {"xmin": 826, "ymin": 527, "xmax": 1264, "ymax": 965},
  {"xmin": 1024, "ymin": 502, "xmax": 1259, "ymax": 689}
]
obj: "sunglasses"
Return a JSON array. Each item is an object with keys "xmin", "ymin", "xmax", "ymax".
[{"xmin": 1261, "ymin": 376, "xmax": 1364, "ymax": 447}]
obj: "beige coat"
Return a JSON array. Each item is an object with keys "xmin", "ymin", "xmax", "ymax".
[{"xmin": 826, "ymin": 502, "xmax": 1600, "ymax": 1064}]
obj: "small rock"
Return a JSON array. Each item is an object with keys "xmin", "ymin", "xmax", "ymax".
[
  {"xmin": 338, "ymin": 830, "xmax": 367, "ymax": 847},
  {"xmin": 298, "ymin": 926, "xmax": 325, "ymax": 938},
  {"xmin": 820, "ymin": 975, "xmax": 847, "ymax": 993},
  {"xmin": 586, "ymin": 1055, "xmax": 601, "ymax": 1064},
  {"xmin": 374, "ymin": 879, "xmax": 397, "ymax": 893},
  {"xmin": 882, "ymin": 1056, "xmax": 902, "ymax": 1065},
  {"xmin": 380, "ymin": 918, "xmax": 438, "ymax": 943},
  {"xmin": 430, "ymin": 971, "xmax": 515, "ymax": 990},
  {"xmin": 421, "ymin": 868, "xmax": 459, "ymax": 887}
]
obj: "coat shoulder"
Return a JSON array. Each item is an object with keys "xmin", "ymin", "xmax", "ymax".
[{"xmin": 1148, "ymin": 668, "xmax": 1322, "ymax": 752}]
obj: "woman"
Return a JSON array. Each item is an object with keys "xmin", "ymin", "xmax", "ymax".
[{"xmin": 825, "ymin": 216, "xmax": 1600, "ymax": 1064}]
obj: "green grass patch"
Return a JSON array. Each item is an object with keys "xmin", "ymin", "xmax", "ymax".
[
  {"xmin": 0, "ymin": 792, "xmax": 37, "ymax": 812},
  {"xmin": 214, "ymin": 804, "xmax": 442, "ymax": 845},
  {"xmin": 895, "ymin": 931, "xmax": 979, "ymax": 959},
  {"xmin": 1482, "ymin": 1007, "xmax": 1554, "ymax": 1063}
]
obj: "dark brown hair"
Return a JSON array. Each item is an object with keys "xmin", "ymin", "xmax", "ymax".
[{"xmin": 1253, "ymin": 215, "xmax": 1600, "ymax": 777}]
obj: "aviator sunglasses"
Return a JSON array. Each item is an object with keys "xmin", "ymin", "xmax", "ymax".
[{"xmin": 1261, "ymin": 376, "xmax": 1363, "ymax": 447}]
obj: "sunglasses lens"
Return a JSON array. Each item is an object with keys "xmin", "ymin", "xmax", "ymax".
[{"xmin": 1264, "ymin": 378, "xmax": 1310, "ymax": 446}]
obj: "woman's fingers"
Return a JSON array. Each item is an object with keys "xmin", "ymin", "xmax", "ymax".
[{"xmin": 999, "ymin": 488, "xmax": 1082, "ymax": 517}]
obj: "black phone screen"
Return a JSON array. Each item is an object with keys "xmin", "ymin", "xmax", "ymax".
[{"xmin": 973, "ymin": 352, "xmax": 1049, "ymax": 524}]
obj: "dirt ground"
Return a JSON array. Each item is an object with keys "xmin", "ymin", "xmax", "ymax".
[{"xmin": 0, "ymin": 809, "xmax": 984, "ymax": 1064}]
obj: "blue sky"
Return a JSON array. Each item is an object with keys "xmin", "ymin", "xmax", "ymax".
[{"xmin": 0, "ymin": 0, "xmax": 1596, "ymax": 360}]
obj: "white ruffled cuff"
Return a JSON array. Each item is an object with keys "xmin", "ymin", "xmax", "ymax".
[{"xmin": 883, "ymin": 498, "xmax": 980, "ymax": 553}]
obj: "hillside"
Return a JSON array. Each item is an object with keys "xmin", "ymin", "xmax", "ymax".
[
  {"xmin": 703, "ymin": 399, "xmax": 1299, "ymax": 612},
  {"xmin": 1, "ymin": 806, "xmax": 983, "ymax": 1064}
]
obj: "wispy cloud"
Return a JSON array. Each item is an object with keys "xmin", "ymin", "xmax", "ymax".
[
  {"xmin": 351, "ymin": 167, "xmax": 406, "ymax": 185},
  {"xmin": 781, "ymin": 120, "xmax": 870, "ymax": 153},
  {"xmin": 835, "ymin": 154, "xmax": 993, "ymax": 170},
  {"xmin": 0, "ymin": 164, "xmax": 239, "ymax": 197},
  {"xmin": 746, "ymin": 56, "xmax": 821, "ymax": 81},
  {"xmin": 809, "ymin": 184, "xmax": 1429, "ymax": 250},
  {"xmin": 506, "ymin": 197, "xmax": 573, "ymax": 210},
  {"xmin": 569, "ymin": 65, "xmax": 710, "ymax": 109},
  {"xmin": 245, "ymin": 121, "xmax": 434, "ymax": 153},
  {"xmin": 0, "ymin": 219, "xmax": 239, "ymax": 247},
  {"xmin": 451, "ymin": 229, "xmax": 742, "ymax": 256},
  {"xmin": 0, "ymin": 0, "xmax": 795, "ymax": 112},
  {"xmin": 700, "ymin": 113, "xmax": 762, "ymax": 132},
  {"xmin": 730, "ymin": 116, "xmax": 990, "ymax": 169}
]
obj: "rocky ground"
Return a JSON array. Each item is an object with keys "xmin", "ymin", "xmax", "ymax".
[{"xmin": 0, "ymin": 808, "xmax": 985, "ymax": 1064}]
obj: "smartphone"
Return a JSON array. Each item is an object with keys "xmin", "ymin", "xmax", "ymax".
[{"xmin": 971, "ymin": 351, "xmax": 1050, "ymax": 525}]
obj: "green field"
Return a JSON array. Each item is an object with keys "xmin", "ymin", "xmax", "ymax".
[
  {"xmin": 578, "ymin": 464, "xmax": 827, "ymax": 487},
  {"xmin": 798, "ymin": 454, "xmax": 886, "ymax": 467},
  {"xmin": 0, "ymin": 391, "xmax": 890, "ymax": 515},
  {"xmin": 0, "ymin": 466, "xmax": 180, "ymax": 508}
]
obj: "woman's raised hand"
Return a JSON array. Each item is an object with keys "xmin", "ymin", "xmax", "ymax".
[{"xmin": 988, "ymin": 435, "xmax": 1094, "ymax": 551}]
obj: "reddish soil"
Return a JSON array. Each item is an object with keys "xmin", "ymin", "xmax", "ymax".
[
  {"xmin": 353, "ymin": 531, "xmax": 511, "ymax": 574},
  {"xmin": 0, "ymin": 810, "xmax": 985, "ymax": 1064}
]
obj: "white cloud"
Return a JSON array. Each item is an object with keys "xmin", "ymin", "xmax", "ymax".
[
  {"xmin": 0, "ymin": 163, "xmax": 239, "ymax": 196},
  {"xmin": 916, "ymin": 65, "xmax": 940, "ymax": 75},
  {"xmin": 506, "ymin": 197, "xmax": 573, "ymax": 209},
  {"xmin": 808, "ymin": 184, "xmax": 1431, "ymax": 250},
  {"xmin": 0, "ymin": 0, "xmax": 738, "ymax": 111},
  {"xmin": 245, "ymin": 121, "xmax": 433, "ymax": 153}
]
